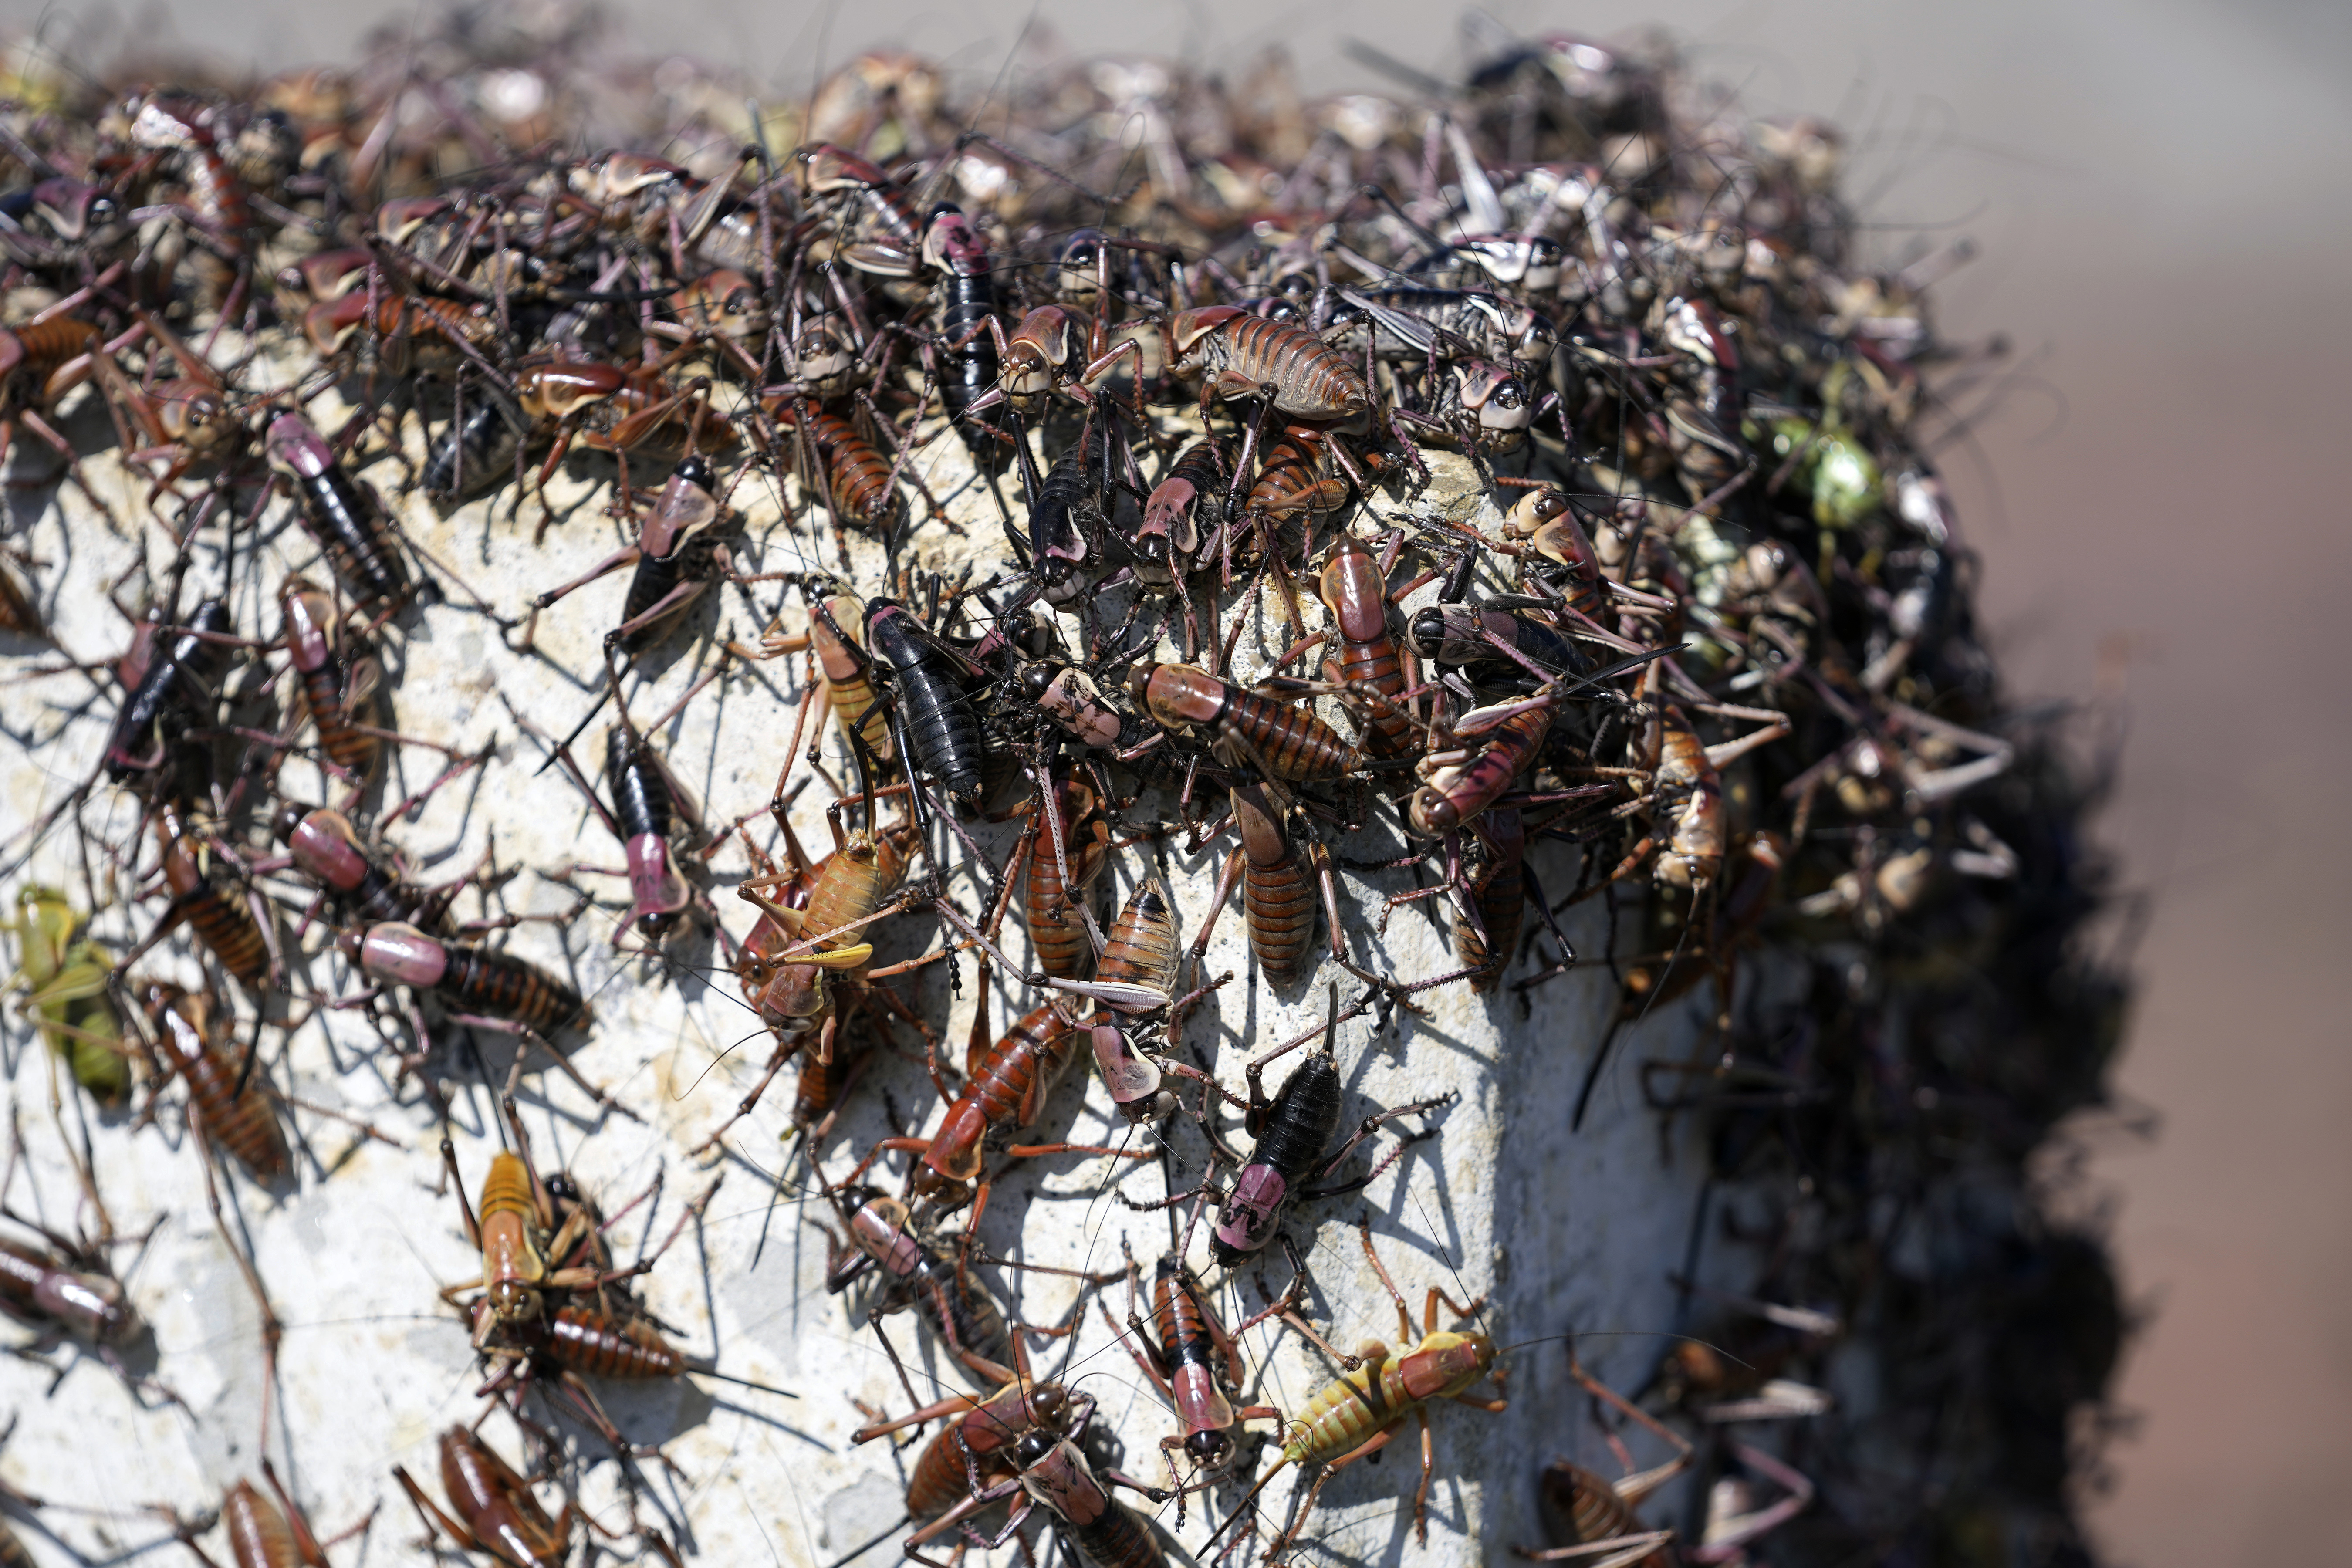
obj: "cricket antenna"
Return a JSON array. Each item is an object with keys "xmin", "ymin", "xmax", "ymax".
[
  {"xmin": 1197, "ymin": 1450, "xmax": 1295, "ymax": 1558},
  {"xmin": 691, "ymin": 1365, "xmax": 802, "ymax": 1399},
  {"xmin": 1570, "ymin": 1014, "xmax": 1627, "ymax": 1132},
  {"xmin": 1408, "ymin": 1189, "xmax": 1499, "ymax": 1344}
]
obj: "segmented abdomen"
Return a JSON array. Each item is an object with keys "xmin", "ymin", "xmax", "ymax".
[
  {"xmin": 1071, "ymin": 1503, "xmax": 1165, "ymax": 1568},
  {"xmin": 301, "ymin": 661, "xmax": 378, "ymax": 777},
  {"xmin": 423, "ymin": 398, "xmax": 527, "ymax": 501},
  {"xmin": 1024, "ymin": 841, "xmax": 1093, "ymax": 980},
  {"xmin": 1254, "ymin": 1059, "xmax": 1343, "ymax": 1181},
  {"xmin": 825, "ymin": 667, "xmax": 892, "ymax": 766},
  {"xmin": 1281, "ymin": 1356, "xmax": 1408, "ymax": 1466},
  {"xmin": 440, "ymin": 945, "xmax": 587, "ymax": 1034},
  {"xmin": 545, "ymin": 1305, "xmax": 684, "ymax": 1379},
  {"xmin": 937, "ymin": 271, "xmax": 1004, "ymax": 467},
  {"xmin": 869, "ymin": 608, "xmax": 984, "ymax": 805},
  {"xmin": 296, "ymin": 470, "xmax": 408, "ymax": 607},
  {"xmin": 792, "ymin": 1027, "xmax": 860, "ymax": 1130},
  {"xmin": 963, "ymin": 1002, "xmax": 1078, "ymax": 1130},
  {"xmin": 1213, "ymin": 316, "xmax": 1365, "ymax": 417},
  {"xmin": 479, "ymin": 1153, "xmax": 536, "ymax": 1230},
  {"xmin": 223, "ymin": 1481, "xmax": 299, "ymax": 1568},
  {"xmin": 1538, "ymin": 1460, "xmax": 1667, "ymax": 1565},
  {"xmin": 1244, "ymin": 858, "xmax": 1317, "ymax": 987},
  {"xmin": 176, "ymin": 1034, "xmax": 288, "ymax": 1179},
  {"xmin": 609, "ymin": 750, "xmax": 673, "ymax": 842},
  {"xmin": 1331, "ymin": 639, "xmax": 1410, "ymax": 755},
  {"xmin": 906, "ymin": 1404, "xmax": 992, "ymax": 1520},
  {"xmin": 912, "ymin": 1249, "xmax": 1012, "ymax": 1375},
  {"xmin": 175, "ymin": 877, "xmax": 271, "ymax": 987},
  {"xmin": 618, "ymin": 548, "xmax": 696, "ymax": 653},
  {"xmin": 1249, "ymin": 438, "xmax": 1350, "ymax": 520},
  {"xmin": 800, "ymin": 411, "xmax": 897, "ymax": 524},
  {"xmin": 1095, "ymin": 883, "xmax": 1178, "ymax": 998},
  {"xmin": 1226, "ymin": 695, "xmax": 1353, "ymax": 781},
  {"xmin": 13, "ymin": 317, "xmax": 98, "ymax": 379},
  {"xmin": 801, "ymin": 830, "xmax": 904, "ymax": 955}
]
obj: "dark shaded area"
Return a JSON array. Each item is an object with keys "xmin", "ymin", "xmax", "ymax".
[{"xmin": 1646, "ymin": 623, "xmax": 2133, "ymax": 1566}]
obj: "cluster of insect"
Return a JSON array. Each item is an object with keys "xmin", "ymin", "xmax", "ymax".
[{"xmin": 0, "ymin": 7, "xmax": 2115, "ymax": 1568}]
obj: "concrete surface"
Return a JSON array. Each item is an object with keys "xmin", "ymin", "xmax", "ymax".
[{"xmin": 0, "ymin": 352, "xmax": 1733, "ymax": 1568}]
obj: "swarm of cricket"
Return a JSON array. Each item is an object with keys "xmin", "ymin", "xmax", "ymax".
[{"xmin": 0, "ymin": 6, "xmax": 2127, "ymax": 1567}]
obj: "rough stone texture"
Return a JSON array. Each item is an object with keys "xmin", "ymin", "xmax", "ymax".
[{"xmin": 0, "ymin": 370, "xmax": 1741, "ymax": 1568}]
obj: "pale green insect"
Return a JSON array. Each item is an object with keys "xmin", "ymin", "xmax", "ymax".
[
  {"xmin": 1767, "ymin": 415, "xmax": 1882, "ymax": 531},
  {"xmin": 7, "ymin": 885, "xmax": 131, "ymax": 1103}
]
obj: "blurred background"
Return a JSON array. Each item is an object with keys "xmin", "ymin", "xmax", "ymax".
[{"xmin": 4, "ymin": 0, "xmax": 2346, "ymax": 1561}]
